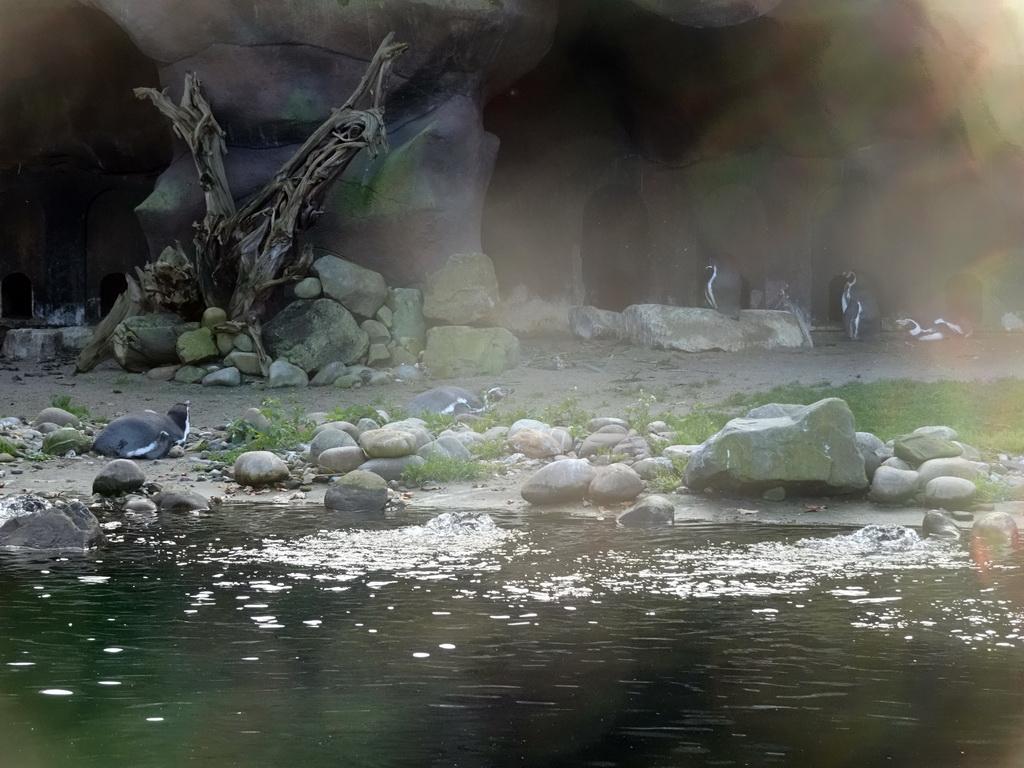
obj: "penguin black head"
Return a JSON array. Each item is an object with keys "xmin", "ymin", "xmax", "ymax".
[
  {"xmin": 167, "ymin": 402, "xmax": 190, "ymax": 444},
  {"xmin": 842, "ymin": 270, "xmax": 856, "ymax": 283}
]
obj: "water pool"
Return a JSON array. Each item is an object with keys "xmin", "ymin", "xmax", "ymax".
[{"xmin": 2, "ymin": 506, "xmax": 1023, "ymax": 767}]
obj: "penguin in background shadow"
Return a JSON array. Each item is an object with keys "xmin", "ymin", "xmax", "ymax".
[
  {"xmin": 704, "ymin": 257, "xmax": 742, "ymax": 320},
  {"xmin": 841, "ymin": 270, "xmax": 881, "ymax": 340}
]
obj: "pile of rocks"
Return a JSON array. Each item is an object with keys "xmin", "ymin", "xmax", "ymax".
[{"xmin": 110, "ymin": 252, "xmax": 519, "ymax": 384}]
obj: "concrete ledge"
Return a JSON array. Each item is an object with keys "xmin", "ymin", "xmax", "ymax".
[{"xmin": 1, "ymin": 327, "xmax": 94, "ymax": 361}]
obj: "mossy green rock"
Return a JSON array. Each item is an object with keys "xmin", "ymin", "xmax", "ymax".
[
  {"xmin": 42, "ymin": 428, "xmax": 93, "ymax": 457},
  {"xmin": 176, "ymin": 327, "xmax": 218, "ymax": 365},
  {"xmin": 324, "ymin": 470, "xmax": 388, "ymax": 513},
  {"xmin": 422, "ymin": 326, "xmax": 519, "ymax": 379},
  {"xmin": 684, "ymin": 398, "xmax": 868, "ymax": 494},
  {"xmin": 893, "ymin": 433, "xmax": 964, "ymax": 464},
  {"xmin": 423, "ymin": 253, "xmax": 499, "ymax": 325}
]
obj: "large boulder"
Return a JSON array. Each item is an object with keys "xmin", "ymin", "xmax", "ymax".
[
  {"xmin": 263, "ymin": 298, "xmax": 369, "ymax": 374},
  {"xmin": 423, "ymin": 253, "xmax": 500, "ymax": 325},
  {"xmin": 0, "ymin": 500, "xmax": 104, "ymax": 549},
  {"xmin": 110, "ymin": 313, "xmax": 188, "ymax": 372},
  {"xmin": 521, "ymin": 459, "xmax": 598, "ymax": 505},
  {"xmin": 684, "ymin": 398, "xmax": 867, "ymax": 494},
  {"xmin": 620, "ymin": 305, "xmax": 810, "ymax": 353},
  {"xmin": 312, "ymin": 253, "xmax": 388, "ymax": 318},
  {"xmin": 422, "ymin": 326, "xmax": 519, "ymax": 379}
]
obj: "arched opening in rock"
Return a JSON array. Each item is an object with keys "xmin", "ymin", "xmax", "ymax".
[
  {"xmin": 827, "ymin": 274, "xmax": 847, "ymax": 323},
  {"xmin": 99, "ymin": 272, "xmax": 128, "ymax": 317},
  {"xmin": 581, "ymin": 184, "xmax": 650, "ymax": 312},
  {"xmin": 2, "ymin": 273, "xmax": 33, "ymax": 319},
  {"xmin": 945, "ymin": 273, "xmax": 983, "ymax": 325}
]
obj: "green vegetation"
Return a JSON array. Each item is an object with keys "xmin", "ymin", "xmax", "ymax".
[
  {"xmin": 0, "ymin": 437, "xmax": 20, "ymax": 456},
  {"xmin": 324, "ymin": 404, "xmax": 387, "ymax": 425},
  {"xmin": 975, "ymin": 475, "xmax": 1020, "ymax": 503},
  {"xmin": 471, "ymin": 437, "xmax": 508, "ymax": 461},
  {"xmin": 402, "ymin": 455, "xmax": 482, "ymax": 484},
  {"xmin": 220, "ymin": 397, "xmax": 314, "ymax": 461},
  {"xmin": 50, "ymin": 395, "xmax": 90, "ymax": 420},
  {"xmin": 649, "ymin": 455, "xmax": 690, "ymax": 494},
  {"xmin": 539, "ymin": 395, "xmax": 592, "ymax": 436}
]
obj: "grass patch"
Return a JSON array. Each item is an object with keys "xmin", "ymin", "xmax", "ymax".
[
  {"xmin": 471, "ymin": 437, "xmax": 508, "ymax": 461},
  {"xmin": 402, "ymin": 455, "xmax": 483, "ymax": 484},
  {"xmin": 219, "ymin": 397, "xmax": 314, "ymax": 461},
  {"xmin": 975, "ymin": 475, "xmax": 1020, "ymax": 503},
  {"xmin": 50, "ymin": 395, "xmax": 90, "ymax": 420},
  {"xmin": 324, "ymin": 404, "xmax": 387, "ymax": 425},
  {"xmin": 0, "ymin": 437, "xmax": 20, "ymax": 456},
  {"xmin": 649, "ymin": 455, "xmax": 690, "ymax": 493}
]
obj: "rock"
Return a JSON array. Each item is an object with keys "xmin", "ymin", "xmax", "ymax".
[
  {"xmin": 202, "ymin": 367, "xmax": 242, "ymax": 387},
  {"xmin": 590, "ymin": 464, "xmax": 644, "ymax": 503},
  {"xmin": 317, "ymin": 446, "xmax": 367, "ymax": 474},
  {"xmin": 264, "ymin": 298, "xmax": 369, "ymax": 373},
  {"xmin": 217, "ymin": 331, "xmax": 237, "ymax": 355},
  {"xmin": 893, "ymin": 432, "xmax": 963, "ymax": 464},
  {"xmin": 233, "ymin": 334, "xmax": 254, "ymax": 352},
  {"xmin": 506, "ymin": 428, "xmax": 562, "ymax": 459},
  {"xmin": 422, "ymin": 326, "xmax": 520, "ymax": 379},
  {"xmin": 913, "ymin": 425, "xmax": 959, "ymax": 440},
  {"xmin": 147, "ymin": 365, "xmax": 181, "ymax": 381},
  {"xmin": 174, "ymin": 365, "xmax": 208, "ymax": 383},
  {"xmin": 508, "ymin": 418, "xmax": 551, "ymax": 437},
  {"xmin": 223, "ymin": 351, "xmax": 263, "ymax": 376},
  {"xmin": 366, "ymin": 343, "xmax": 391, "ymax": 367},
  {"xmin": 324, "ymin": 470, "xmax": 388, "ymax": 512},
  {"xmin": 858, "ymin": 443, "xmax": 881, "ymax": 482},
  {"xmin": 589, "ymin": 417, "xmax": 630, "ymax": 431},
  {"xmin": 92, "ymin": 459, "xmax": 146, "ymax": 496},
  {"xmin": 201, "ymin": 306, "xmax": 227, "ymax": 328},
  {"xmin": 632, "ymin": 456, "xmax": 675, "ymax": 480},
  {"xmin": 855, "ymin": 431, "xmax": 886, "ymax": 453},
  {"xmin": 418, "ymin": 436, "xmax": 473, "ymax": 461},
  {"xmin": 916, "ymin": 457, "xmax": 982, "ymax": 488},
  {"xmin": 312, "ymin": 421, "xmax": 360, "ymax": 440},
  {"xmin": 923, "ymin": 476, "xmax": 977, "ymax": 511},
  {"xmin": 386, "ymin": 288, "xmax": 427, "ymax": 347},
  {"xmin": 579, "ymin": 431, "xmax": 627, "ymax": 458},
  {"xmin": 972, "ymin": 512, "xmax": 1019, "ymax": 550},
  {"xmin": 868, "ymin": 466, "xmax": 920, "ymax": 505},
  {"xmin": 293, "ymin": 277, "xmax": 322, "ymax": 299},
  {"xmin": 376, "ymin": 305, "xmax": 394, "ymax": 328},
  {"xmin": 762, "ymin": 486, "xmax": 786, "ymax": 501},
  {"xmin": 359, "ymin": 428, "xmax": 419, "ymax": 458},
  {"xmin": 312, "ymin": 254, "xmax": 388, "ymax": 318},
  {"xmin": 41, "ymin": 428, "xmax": 93, "ymax": 457},
  {"xmin": 233, "ymin": 451, "xmax": 291, "ymax": 487},
  {"xmin": 684, "ymin": 398, "xmax": 867, "ymax": 494},
  {"xmin": 521, "ymin": 459, "xmax": 598, "ymax": 505},
  {"xmin": 620, "ymin": 305, "xmax": 810, "ymax": 352},
  {"xmin": 0, "ymin": 327, "xmax": 94, "ymax": 361},
  {"xmin": 241, "ymin": 407, "xmax": 273, "ymax": 431},
  {"xmin": 0, "ymin": 501, "xmax": 104, "ymax": 549},
  {"xmin": 568, "ymin": 305, "xmax": 625, "ymax": 340},
  {"xmin": 922, "ymin": 509, "xmax": 961, "ymax": 539},
  {"xmin": 361, "ymin": 319, "xmax": 391, "ymax": 344},
  {"xmin": 310, "ymin": 361, "xmax": 350, "ymax": 387},
  {"xmin": 882, "ymin": 457, "xmax": 914, "ymax": 471},
  {"xmin": 309, "ymin": 428, "xmax": 359, "ymax": 464},
  {"xmin": 267, "ymin": 359, "xmax": 309, "ymax": 388},
  {"xmin": 360, "ymin": 455, "xmax": 426, "ymax": 482},
  {"xmin": 152, "ymin": 491, "xmax": 210, "ymax": 512},
  {"xmin": 613, "ymin": 434, "xmax": 652, "ymax": 460},
  {"xmin": 663, "ymin": 445, "xmax": 700, "ymax": 463},
  {"xmin": 175, "ymin": 327, "xmax": 218, "ymax": 365},
  {"xmin": 33, "ymin": 407, "xmax": 79, "ymax": 428},
  {"xmin": 616, "ymin": 495, "xmax": 675, "ymax": 527},
  {"xmin": 423, "ymin": 253, "xmax": 499, "ymax": 325}
]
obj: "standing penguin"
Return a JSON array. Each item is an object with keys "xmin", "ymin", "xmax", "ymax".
[
  {"xmin": 704, "ymin": 258, "xmax": 742, "ymax": 320},
  {"xmin": 93, "ymin": 402, "xmax": 191, "ymax": 460},
  {"xmin": 841, "ymin": 270, "xmax": 880, "ymax": 341}
]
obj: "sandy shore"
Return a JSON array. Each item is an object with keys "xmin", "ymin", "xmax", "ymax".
[{"xmin": 3, "ymin": 331, "xmax": 1024, "ymax": 527}]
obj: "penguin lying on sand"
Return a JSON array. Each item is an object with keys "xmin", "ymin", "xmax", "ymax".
[
  {"xmin": 704, "ymin": 258, "xmax": 742, "ymax": 320},
  {"xmin": 895, "ymin": 317, "xmax": 973, "ymax": 341},
  {"xmin": 93, "ymin": 402, "xmax": 190, "ymax": 460},
  {"xmin": 405, "ymin": 386, "xmax": 512, "ymax": 417}
]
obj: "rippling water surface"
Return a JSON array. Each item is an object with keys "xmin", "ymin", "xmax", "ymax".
[{"xmin": 3, "ymin": 506, "xmax": 1024, "ymax": 767}]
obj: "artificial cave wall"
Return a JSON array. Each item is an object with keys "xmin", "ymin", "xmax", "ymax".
[{"xmin": 1, "ymin": 0, "xmax": 1023, "ymax": 331}]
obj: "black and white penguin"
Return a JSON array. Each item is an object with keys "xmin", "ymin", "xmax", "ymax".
[
  {"xmin": 933, "ymin": 317, "xmax": 973, "ymax": 339},
  {"xmin": 704, "ymin": 258, "xmax": 741, "ymax": 320},
  {"xmin": 895, "ymin": 318, "xmax": 945, "ymax": 341},
  {"xmin": 405, "ymin": 386, "xmax": 512, "ymax": 417},
  {"xmin": 841, "ymin": 270, "xmax": 880, "ymax": 341},
  {"xmin": 93, "ymin": 402, "xmax": 190, "ymax": 460}
]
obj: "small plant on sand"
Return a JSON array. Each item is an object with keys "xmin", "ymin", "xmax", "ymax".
[
  {"xmin": 649, "ymin": 454, "xmax": 690, "ymax": 494},
  {"xmin": 50, "ymin": 395, "xmax": 90, "ymax": 420},
  {"xmin": 221, "ymin": 396, "xmax": 314, "ymax": 459},
  {"xmin": 471, "ymin": 437, "xmax": 508, "ymax": 461},
  {"xmin": 0, "ymin": 437, "xmax": 20, "ymax": 456},
  {"xmin": 539, "ymin": 395, "xmax": 592, "ymax": 436},
  {"xmin": 402, "ymin": 455, "xmax": 483, "ymax": 484},
  {"xmin": 625, "ymin": 390, "xmax": 658, "ymax": 433},
  {"xmin": 324, "ymin": 404, "xmax": 388, "ymax": 425},
  {"xmin": 659, "ymin": 404, "xmax": 729, "ymax": 445},
  {"xmin": 974, "ymin": 475, "xmax": 1020, "ymax": 503}
]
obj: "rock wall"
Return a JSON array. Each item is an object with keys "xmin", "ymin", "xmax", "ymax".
[{"xmin": 3, "ymin": 0, "xmax": 1024, "ymax": 330}]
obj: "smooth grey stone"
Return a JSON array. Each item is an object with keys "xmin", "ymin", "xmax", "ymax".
[
  {"xmin": 868, "ymin": 466, "xmax": 920, "ymax": 505},
  {"xmin": 360, "ymin": 455, "xmax": 426, "ymax": 482},
  {"xmin": 33, "ymin": 407, "xmax": 79, "ymax": 428},
  {"xmin": 324, "ymin": 470, "xmax": 388, "ymax": 512},
  {"xmin": 267, "ymin": 359, "xmax": 309, "ymax": 389},
  {"xmin": 923, "ymin": 476, "xmax": 977, "ymax": 511},
  {"xmin": 152, "ymin": 491, "xmax": 210, "ymax": 512},
  {"xmin": 233, "ymin": 451, "xmax": 290, "ymax": 487},
  {"xmin": 309, "ymin": 428, "xmax": 358, "ymax": 463},
  {"xmin": 92, "ymin": 459, "xmax": 145, "ymax": 497},
  {"xmin": 317, "ymin": 446, "xmax": 367, "ymax": 474},
  {"xmin": 616, "ymin": 495, "xmax": 675, "ymax": 527},
  {"xmin": 360, "ymin": 428, "xmax": 419, "ymax": 458},
  {"xmin": 202, "ymin": 367, "xmax": 242, "ymax": 387},
  {"xmin": 521, "ymin": 459, "xmax": 597, "ymax": 505},
  {"xmin": 589, "ymin": 464, "xmax": 644, "ymax": 504}
]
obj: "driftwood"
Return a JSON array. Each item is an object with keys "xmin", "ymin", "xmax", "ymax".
[{"xmin": 76, "ymin": 33, "xmax": 407, "ymax": 373}]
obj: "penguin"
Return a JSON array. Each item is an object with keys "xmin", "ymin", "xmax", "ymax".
[
  {"xmin": 93, "ymin": 402, "xmax": 190, "ymax": 460},
  {"xmin": 704, "ymin": 258, "xmax": 741, "ymax": 320},
  {"xmin": 895, "ymin": 318, "xmax": 945, "ymax": 341},
  {"xmin": 933, "ymin": 317, "xmax": 973, "ymax": 339},
  {"xmin": 841, "ymin": 270, "xmax": 880, "ymax": 341},
  {"xmin": 405, "ymin": 386, "xmax": 512, "ymax": 417}
]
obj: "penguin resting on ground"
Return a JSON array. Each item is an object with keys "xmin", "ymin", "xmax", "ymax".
[
  {"xmin": 405, "ymin": 386, "xmax": 512, "ymax": 417},
  {"xmin": 841, "ymin": 270, "xmax": 880, "ymax": 341},
  {"xmin": 93, "ymin": 402, "xmax": 190, "ymax": 460},
  {"xmin": 896, "ymin": 316, "xmax": 973, "ymax": 342},
  {"xmin": 704, "ymin": 259, "xmax": 741, "ymax": 320}
]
